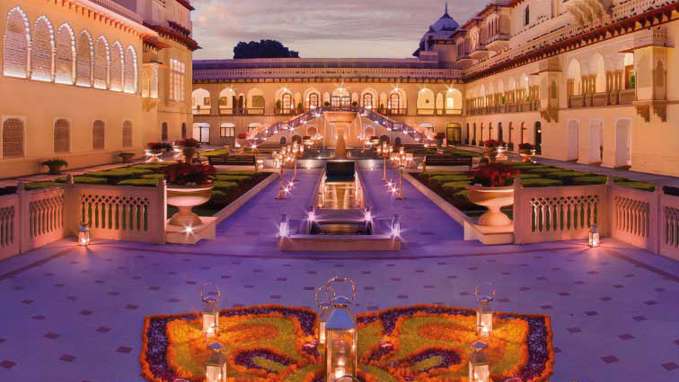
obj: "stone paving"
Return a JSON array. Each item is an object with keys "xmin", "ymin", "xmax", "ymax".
[{"xmin": 0, "ymin": 168, "xmax": 678, "ymax": 381}]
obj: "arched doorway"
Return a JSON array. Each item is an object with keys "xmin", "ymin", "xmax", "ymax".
[
  {"xmin": 534, "ymin": 121, "xmax": 542, "ymax": 154},
  {"xmin": 567, "ymin": 120, "xmax": 579, "ymax": 161},
  {"xmin": 498, "ymin": 122, "xmax": 504, "ymax": 142},
  {"xmin": 193, "ymin": 123, "xmax": 210, "ymax": 144},
  {"xmin": 615, "ymin": 119, "xmax": 632, "ymax": 168},
  {"xmin": 446, "ymin": 123, "xmax": 462, "ymax": 145},
  {"xmin": 280, "ymin": 137, "xmax": 287, "ymax": 145},
  {"xmin": 590, "ymin": 121, "xmax": 603, "ymax": 163}
]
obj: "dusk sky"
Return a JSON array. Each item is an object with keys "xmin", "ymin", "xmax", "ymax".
[{"xmin": 191, "ymin": 0, "xmax": 486, "ymax": 59}]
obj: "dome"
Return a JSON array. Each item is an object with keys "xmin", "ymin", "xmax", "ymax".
[{"xmin": 430, "ymin": 3, "xmax": 459, "ymax": 32}]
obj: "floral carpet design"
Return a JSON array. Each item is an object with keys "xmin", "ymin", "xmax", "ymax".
[{"xmin": 141, "ymin": 305, "xmax": 553, "ymax": 382}]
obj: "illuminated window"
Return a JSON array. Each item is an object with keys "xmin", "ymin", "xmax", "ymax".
[
  {"xmin": 3, "ymin": 6, "xmax": 30, "ymax": 78},
  {"xmin": 31, "ymin": 16, "xmax": 54, "ymax": 82},
  {"xmin": 93, "ymin": 36, "xmax": 110, "ymax": 89},
  {"xmin": 76, "ymin": 31, "xmax": 93, "ymax": 87},
  {"xmin": 55, "ymin": 24, "xmax": 75, "ymax": 85},
  {"xmin": 220, "ymin": 123, "xmax": 235, "ymax": 137},
  {"xmin": 124, "ymin": 46, "xmax": 138, "ymax": 94},
  {"xmin": 110, "ymin": 42, "xmax": 123, "ymax": 92},
  {"xmin": 169, "ymin": 58, "xmax": 185, "ymax": 101}
]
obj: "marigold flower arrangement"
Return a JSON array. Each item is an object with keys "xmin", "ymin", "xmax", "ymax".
[
  {"xmin": 163, "ymin": 162, "xmax": 216, "ymax": 186},
  {"xmin": 471, "ymin": 163, "xmax": 519, "ymax": 187}
]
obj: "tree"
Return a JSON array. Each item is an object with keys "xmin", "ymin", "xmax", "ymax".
[{"xmin": 233, "ymin": 40, "xmax": 300, "ymax": 59}]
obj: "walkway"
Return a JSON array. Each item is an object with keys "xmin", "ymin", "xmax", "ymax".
[{"xmin": 0, "ymin": 168, "xmax": 678, "ymax": 381}]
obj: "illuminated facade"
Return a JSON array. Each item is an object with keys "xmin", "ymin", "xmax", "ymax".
[
  {"xmin": 194, "ymin": 0, "xmax": 679, "ymax": 176},
  {"xmin": 0, "ymin": 0, "xmax": 196, "ymax": 178}
]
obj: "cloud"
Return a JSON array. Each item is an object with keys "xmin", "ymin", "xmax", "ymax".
[{"xmin": 190, "ymin": 0, "xmax": 485, "ymax": 58}]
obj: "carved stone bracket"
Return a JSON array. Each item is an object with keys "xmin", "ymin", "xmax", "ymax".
[
  {"xmin": 634, "ymin": 100, "xmax": 667, "ymax": 123},
  {"xmin": 540, "ymin": 107, "xmax": 559, "ymax": 123}
]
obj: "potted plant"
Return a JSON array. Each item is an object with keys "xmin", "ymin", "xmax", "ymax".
[
  {"xmin": 41, "ymin": 159, "xmax": 68, "ymax": 175},
  {"xmin": 467, "ymin": 164, "xmax": 519, "ymax": 227},
  {"xmin": 323, "ymin": 101, "xmax": 331, "ymax": 108},
  {"xmin": 164, "ymin": 163, "xmax": 216, "ymax": 227},
  {"xmin": 177, "ymin": 138, "xmax": 201, "ymax": 163},
  {"xmin": 297, "ymin": 102, "xmax": 304, "ymax": 114},
  {"xmin": 518, "ymin": 143, "xmax": 536, "ymax": 163},
  {"xmin": 146, "ymin": 142, "xmax": 165, "ymax": 163},
  {"xmin": 482, "ymin": 140, "xmax": 503, "ymax": 163},
  {"xmin": 118, "ymin": 152, "xmax": 135, "ymax": 163}
]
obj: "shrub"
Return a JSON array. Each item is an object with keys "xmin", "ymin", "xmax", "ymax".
[
  {"xmin": 615, "ymin": 180, "xmax": 655, "ymax": 192},
  {"xmin": 521, "ymin": 178, "xmax": 563, "ymax": 187},
  {"xmin": 89, "ymin": 168, "xmax": 153, "ymax": 181},
  {"xmin": 571, "ymin": 176, "xmax": 607, "ymax": 185},
  {"xmin": 118, "ymin": 178, "xmax": 159, "ymax": 187},
  {"xmin": 141, "ymin": 174, "xmax": 166, "ymax": 180},
  {"xmin": 41, "ymin": 159, "xmax": 68, "ymax": 175},
  {"xmin": 73, "ymin": 176, "xmax": 108, "ymax": 185},
  {"xmin": 215, "ymin": 175, "xmax": 251, "ymax": 182},
  {"xmin": 544, "ymin": 170, "xmax": 584, "ymax": 179},
  {"xmin": 24, "ymin": 182, "xmax": 60, "ymax": 191},
  {"xmin": 214, "ymin": 181, "xmax": 239, "ymax": 191},
  {"xmin": 430, "ymin": 174, "xmax": 472, "ymax": 183},
  {"xmin": 442, "ymin": 181, "xmax": 471, "ymax": 190}
]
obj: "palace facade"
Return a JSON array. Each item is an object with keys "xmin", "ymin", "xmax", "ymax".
[
  {"xmin": 193, "ymin": 0, "xmax": 679, "ymax": 176},
  {"xmin": 0, "ymin": 0, "xmax": 196, "ymax": 178}
]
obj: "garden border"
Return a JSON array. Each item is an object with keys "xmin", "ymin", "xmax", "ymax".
[{"xmin": 213, "ymin": 172, "xmax": 278, "ymax": 224}]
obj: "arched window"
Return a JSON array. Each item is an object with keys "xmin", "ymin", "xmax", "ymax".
[
  {"xmin": 124, "ymin": 46, "xmax": 138, "ymax": 94},
  {"xmin": 110, "ymin": 42, "xmax": 123, "ymax": 91},
  {"xmin": 2, "ymin": 118, "xmax": 24, "ymax": 158},
  {"xmin": 161, "ymin": 122, "xmax": 168, "ymax": 141},
  {"xmin": 388, "ymin": 93, "xmax": 400, "ymax": 112},
  {"xmin": 54, "ymin": 119, "xmax": 70, "ymax": 153},
  {"xmin": 362, "ymin": 93, "xmax": 374, "ymax": 109},
  {"xmin": 308, "ymin": 93, "xmax": 320, "ymax": 109},
  {"xmin": 92, "ymin": 120, "xmax": 105, "ymax": 150},
  {"xmin": 76, "ymin": 31, "xmax": 93, "ymax": 87},
  {"xmin": 524, "ymin": 6, "xmax": 530, "ymax": 26},
  {"xmin": 281, "ymin": 93, "xmax": 293, "ymax": 113},
  {"xmin": 31, "ymin": 16, "xmax": 54, "ymax": 82},
  {"xmin": 55, "ymin": 24, "xmax": 75, "ymax": 85},
  {"xmin": 122, "ymin": 121, "xmax": 133, "ymax": 148},
  {"xmin": 3, "ymin": 6, "xmax": 30, "ymax": 78},
  {"xmin": 93, "ymin": 36, "xmax": 109, "ymax": 89}
]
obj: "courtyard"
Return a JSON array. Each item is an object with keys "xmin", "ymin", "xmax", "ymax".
[{"xmin": 0, "ymin": 167, "xmax": 678, "ymax": 381}]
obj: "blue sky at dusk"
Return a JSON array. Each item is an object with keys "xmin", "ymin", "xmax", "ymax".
[{"xmin": 191, "ymin": 0, "xmax": 486, "ymax": 59}]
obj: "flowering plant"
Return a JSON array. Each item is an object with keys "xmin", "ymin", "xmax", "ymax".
[
  {"xmin": 176, "ymin": 138, "xmax": 200, "ymax": 148},
  {"xmin": 483, "ymin": 139, "xmax": 504, "ymax": 148},
  {"xmin": 237, "ymin": 132, "xmax": 248, "ymax": 140},
  {"xmin": 471, "ymin": 164, "xmax": 519, "ymax": 187},
  {"xmin": 163, "ymin": 163, "xmax": 216, "ymax": 186},
  {"xmin": 176, "ymin": 138, "xmax": 201, "ymax": 162}
]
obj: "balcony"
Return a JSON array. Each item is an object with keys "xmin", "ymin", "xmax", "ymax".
[
  {"xmin": 192, "ymin": 106, "xmax": 211, "ymax": 115},
  {"xmin": 485, "ymin": 33, "xmax": 511, "ymax": 51},
  {"xmin": 569, "ymin": 90, "xmax": 636, "ymax": 109},
  {"xmin": 620, "ymin": 89, "xmax": 636, "ymax": 105},
  {"xmin": 219, "ymin": 107, "xmax": 234, "ymax": 115},
  {"xmin": 469, "ymin": 44, "xmax": 490, "ymax": 60},
  {"xmin": 246, "ymin": 108, "xmax": 265, "ymax": 115}
]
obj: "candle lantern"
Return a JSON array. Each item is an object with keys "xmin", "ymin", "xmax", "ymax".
[
  {"xmin": 78, "ymin": 221, "xmax": 91, "ymax": 246},
  {"xmin": 201, "ymin": 283, "xmax": 221, "ymax": 338},
  {"xmin": 589, "ymin": 224, "xmax": 600, "ymax": 248},
  {"xmin": 315, "ymin": 283, "xmax": 333, "ymax": 345},
  {"xmin": 475, "ymin": 284, "xmax": 496, "ymax": 337},
  {"xmin": 205, "ymin": 342, "xmax": 227, "ymax": 382},
  {"xmin": 468, "ymin": 341, "xmax": 490, "ymax": 382},
  {"xmin": 325, "ymin": 277, "xmax": 358, "ymax": 382}
]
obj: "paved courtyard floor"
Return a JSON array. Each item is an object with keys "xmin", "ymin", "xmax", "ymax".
[{"xmin": 1, "ymin": 168, "xmax": 679, "ymax": 381}]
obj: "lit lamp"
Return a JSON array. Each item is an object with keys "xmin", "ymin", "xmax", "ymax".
[
  {"xmin": 201, "ymin": 283, "xmax": 221, "ymax": 338},
  {"xmin": 315, "ymin": 284, "xmax": 333, "ymax": 345},
  {"xmin": 325, "ymin": 295, "xmax": 357, "ymax": 382},
  {"xmin": 205, "ymin": 342, "xmax": 227, "ymax": 382},
  {"xmin": 468, "ymin": 341, "xmax": 490, "ymax": 382},
  {"xmin": 589, "ymin": 224, "xmax": 600, "ymax": 248},
  {"xmin": 475, "ymin": 285, "xmax": 495, "ymax": 338},
  {"xmin": 78, "ymin": 221, "xmax": 91, "ymax": 246}
]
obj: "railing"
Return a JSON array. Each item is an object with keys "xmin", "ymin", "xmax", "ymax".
[
  {"xmin": 0, "ymin": 194, "xmax": 19, "ymax": 261},
  {"xmin": 385, "ymin": 108, "xmax": 407, "ymax": 116},
  {"xmin": 63, "ymin": 181, "xmax": 166, "ymax": 244},
  {"xmin": 660, "ymin": 192, "xmax": 679, "ymax": 261},
  {"xmin": 620, "ymin": 89, "xmax": 636, "ymax": 105},
  {"xmin": 610, "ymin": 185, "xmax": 659, "ymax": 253},
  {"xmin": 192, "ymin": 106, "xmax": 211, "ymax": 115},
  {"xmin": 246, "ymin": 108, "xmax": 265, "ymax": 115},
  {"xmin": 514, "ymin": 182, "xmax": 608, "ymax": 244}
]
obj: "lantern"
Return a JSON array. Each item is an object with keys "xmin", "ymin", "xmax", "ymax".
[
  {"xmin": 78, "ymin": 222, "xmax": 91, "ymax": 246},
  {"xmin": 205, "ymin": 342, "xmax": 227, "ymax": 382},
  {"xmin": 315, "ymin": 284, "xmax": 333, "ymax": 345},
  {"xmin": 325, "ymin": 277, "xmax": 358, "ymax": 382},
  {"xmin": 201, "ymin": 283, "xmax": 221, "ymax": 338},
  {"xmin": 468, "ymin": 341, "xmax": 490, "ymax": 382},
  {"xmin": 475, "ymin": 284, "xmax": 496, "ymax": 337},
  {"xmin": 589, "ymin": 224, "xmax": 600, "ymax": 248}
]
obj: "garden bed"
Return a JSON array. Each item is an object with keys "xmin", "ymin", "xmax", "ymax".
[
  {"xmin": 411, "ymin": 162, "xmax": 656, "ymax": 218},
  {"xmin": 141, "ymin": 304, "xmax": 553, "ymax": 382}
]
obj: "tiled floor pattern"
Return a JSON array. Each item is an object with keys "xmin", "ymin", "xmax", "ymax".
[{"xmin": 0, "ymin": 169, "xmax": 677, "ymax": 381}]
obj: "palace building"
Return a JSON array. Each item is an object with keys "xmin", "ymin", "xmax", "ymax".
[
  {"xmin": 0, "ymin": 0, "xmax": 196, "ymax": 178},
  {"xmin": 193, "ymin": 0, "xmax": 679, "ymax": 176}
]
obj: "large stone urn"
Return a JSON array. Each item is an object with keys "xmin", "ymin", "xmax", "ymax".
[
  {"xmin": 468, "ymin": 185, "xmax": 515, "ymax": 227},
  {"xmin": 167, "ymin": 184, "xmax": 213, "ymax": 226}
]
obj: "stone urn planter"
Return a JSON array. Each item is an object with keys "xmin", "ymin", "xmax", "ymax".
[
  {"xmin": 167, "ymin": 184, "xmax": 214, "ymax": 227},
  {"xmin": 468, "ymin": 185, "xmax": 515, "ymax": 227}
]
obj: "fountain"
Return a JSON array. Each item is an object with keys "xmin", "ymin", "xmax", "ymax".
[{"xmin": 278, "ymin": 160, "xmax": 401, "ymax": 251}]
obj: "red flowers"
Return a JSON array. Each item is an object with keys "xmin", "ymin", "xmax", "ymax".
[
  {"xmin": 237, "ymin": 132, "xmax": 248, "ymax": 140},
  {"xmin": 163, "ymin": 163, "xmax": 216, "ymax": 186},
  {"xmin": 472, "ymin": 164, "xmax": 519, "ymax": 187}
]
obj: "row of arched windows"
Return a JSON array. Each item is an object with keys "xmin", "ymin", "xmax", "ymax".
[
  {"xmin": 1, "ymin": 118, "xmax": 133, "ymax": 159},
  {"xmin": 3, "ymin": 6, "xmax": 138, "ymax": 93}
]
